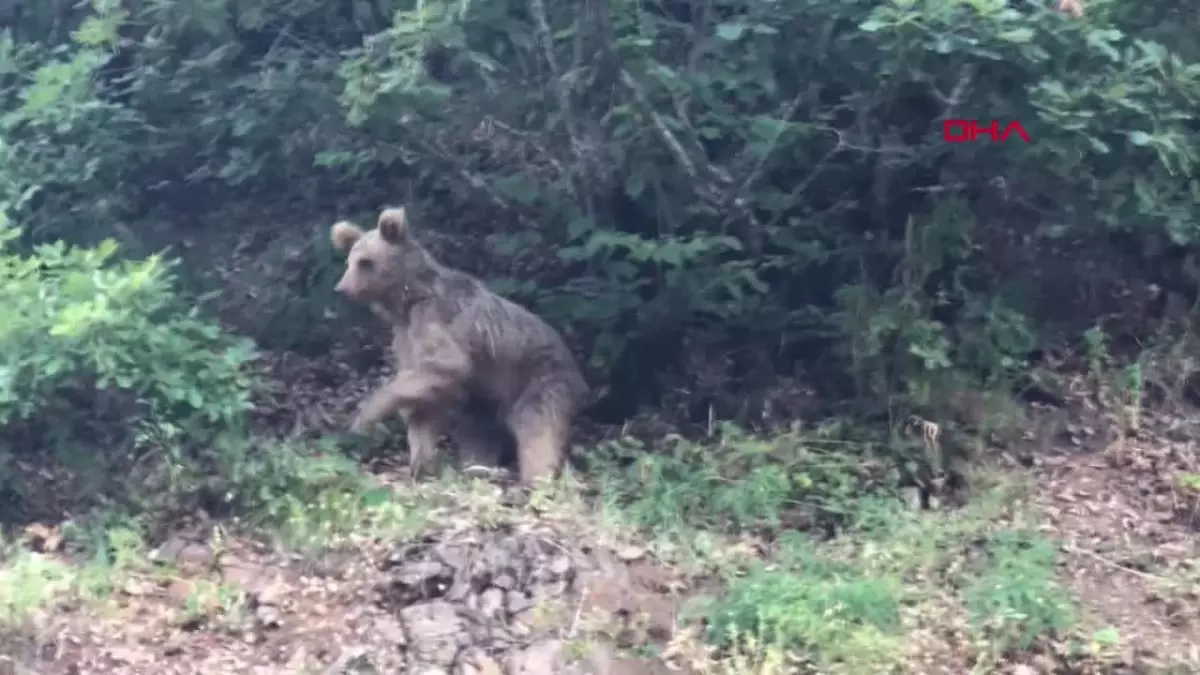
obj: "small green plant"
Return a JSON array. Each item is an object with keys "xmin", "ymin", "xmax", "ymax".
[
  {"xmin": 1081, "ymin": 324, "xmax": 1148, "ymax": 430},
  {"xmin": 847, "ymin": 468, "xmax": 1028, "ymax": 579},
  {"xmin": 692, "ymin": 533, "xmax": 903, "ymax": 672},
  {"xmin": 216, "ymin": 436, "xmax": 427, "ymax": 553},
  {"xmin": 180, "ymin": 580, "xmax": 249, "ymax": 628},
  {"xmin": 1178, "ymin": 473, "xmax": 1200, "ymax": 493},
  {"xmin": 1086, "ymin": 626, "xmax": 1122, "ymax": 658},
  {"xmin": 49, "ymin": 515, "xmax": 154, "ymax": 606},
  {"xmin": 1083, "ymin": 325, "xmax": 1110, "ymax": 379},
  {"xmin": 964, "ymin": 529, "xmax": 1077, "ymax": 654},
  {"xmin": 0, "ymin": 544, "xmax": 75, "ymax": 628},
  {"xmin": 1117, "ymin": 360, "xmax": 1146, "ymax": 430}
]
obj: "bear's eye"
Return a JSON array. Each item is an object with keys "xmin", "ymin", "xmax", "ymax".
[{"xmin": 356, "ymin": 258, "xmax": 374, "ymax": 272}]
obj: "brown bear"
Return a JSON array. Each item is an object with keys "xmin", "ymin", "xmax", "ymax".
[{"xmin": 331, "ymin": 207, "xmax": 589, "ymax": 486}]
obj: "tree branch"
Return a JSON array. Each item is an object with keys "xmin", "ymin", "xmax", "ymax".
[{"xmin": 529, "ymin": 0, "xmax": 593, "ymax": 214}]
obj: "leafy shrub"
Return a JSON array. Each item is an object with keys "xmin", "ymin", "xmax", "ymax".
[
  {"xmin": 0, "ymin": 217, "xmax": 257, "ymax": 507},
  {"xmin": 2, "ymin": 0, "xmax": 1198, "ymax": 470},
  {"xmin": 965, "ymin": 529, "xmax": 1077, "ymax": 652}
]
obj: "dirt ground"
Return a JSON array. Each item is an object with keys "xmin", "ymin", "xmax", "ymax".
[{"xmin": 2, "ymin": 372, "xmax": 1199, "ymax": 675}]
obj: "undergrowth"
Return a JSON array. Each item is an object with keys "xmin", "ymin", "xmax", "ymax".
[
  {"xmin": 587, "ymin": 425, "xmax": 1079, "ymax": 672},
  {"xmin": 589, "ymin": 422, "xmax": 893, "ymax": 538}
]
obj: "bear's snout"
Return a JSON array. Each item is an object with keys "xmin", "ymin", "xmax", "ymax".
[{"xmin": 335, "ymin": 273, "xmax": 358, "ymax": 297}]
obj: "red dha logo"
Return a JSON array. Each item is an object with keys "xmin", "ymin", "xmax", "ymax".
[{"xmin": 943, "ymin": 120, "xmax": 1031, "ymax": 143}]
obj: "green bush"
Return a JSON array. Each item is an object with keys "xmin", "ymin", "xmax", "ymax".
[
  {"xmin": 693, "ymin": 533, "xmax": 903, "ymax": 671},
  {"xmin": 1, "ymin": 0, "xmax": 1198, "ymax": 457},
  {"xmin": 0, "ymin": 216, "xmax": 257, "ymax": 506}
]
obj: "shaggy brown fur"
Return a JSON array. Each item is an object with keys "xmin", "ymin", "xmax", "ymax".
[{"xmin": 331, "ymin": 207, "xmax": 589, "ymax": 485}]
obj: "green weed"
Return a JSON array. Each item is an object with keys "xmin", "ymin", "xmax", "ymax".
[
  {"xmin": 691, "ymin": 533, "xmax": 903, "ymax": 672},
  {"xmin": 590, "ymin": 423, "xmax": 885, "ymax": 538},
  {"xmin": 965, "ymin": 529, "xmax": 1077, "ymax": 653},
  {"xmin": 0, "ymin": 545, "xmax": 75, "ymax": 628},
  {"xmin": 203, "ymin": 435, "xmax": 429, "ymax": 553}
]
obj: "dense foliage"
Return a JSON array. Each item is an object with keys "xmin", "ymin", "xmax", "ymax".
[{"xmin": 0, "ymin": 0, "xmax": 1197, "ymax": 491}]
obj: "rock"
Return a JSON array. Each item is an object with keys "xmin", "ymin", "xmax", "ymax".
[
  {"xmin": 473, "ymin": 547, "xmax": 520, "ymax": 586},
  {"xmin": 384, "ymin": 560, "xmax": 454, "ymax": 605},
  {"xmin": 323, "ymin": 648, "xmax": 380, "ymax": 674},
  {"xmin": 395, "ymin": 561, "xmax": 452, "ymax": 587},
  {"xmin": 505, "ymin": 591, "xmax": 532, "ymax": 615},
  {"xmin": 445, "ymin": 578, "xmax": 474, "ymax": 602},
  {"xmin": 615, "ymin": 546, "xmax": 646, "ymax": 562},
  {"xmin": 507, "ymin": 639, "xmax": 567, "ymax": 674},
  {"xmin": 399, "ymin": 601, "xmax": 469, "ymax": 667},
  {"xmin": 532, "ymin": 582, "xmax": 567, "ymax": 605},
  {"xmin": 372, "ymin": 615, "xmax": 407, "ymax": 647},
  {"xmin": 154, "ymin": 536, "xmax": 215, "ymax": 572},
  {"xmin": 456, "ymin": 648, "xmax": 503, "ymax": 675},
  {"xmin": 365, "ymin": 529, "xmax": 681, "ymax": 675},
  {"xmin": 438, "ymin": 546, "xmax": 471, "ymax": 572},
  {"xmin": 255, "ymin": 604, "xmax": 283, "ymax": 629},
  {"xmin": 478, "ymin": 589, "xmax": 505, "ymax": 620},
  {"xmin": 548, "ymin": 555, "xmax": 573, "ymax": 579}
]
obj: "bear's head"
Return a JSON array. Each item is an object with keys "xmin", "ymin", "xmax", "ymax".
[{"xmin": 331, "ymin": 207, "xmax": 425, "ymax": 304}]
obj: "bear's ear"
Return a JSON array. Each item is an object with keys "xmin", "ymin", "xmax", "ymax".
[
  {"xmin": 331, "ymin": 221, "xmax": 364, "ymax": 253},
  {"xmin": 377, "ymin": 207, "xmax": 409, "ymax": 244}
]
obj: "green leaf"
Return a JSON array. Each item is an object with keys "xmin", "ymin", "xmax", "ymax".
[
  {"xmin": 567, "ymin": 217, "xmax": 594, "ymax": 241},
  {"xmin": 1128, "ymin": 131, "xmax": 1153, "ymax": 146},
  {"xmin": 859, "ymin": 18, "xmax": 887, "ymax": 32},
  {"xmin": 655, "ymin": 242, "xmax": 683, "ymax": 266},
  {"xmin": 998, "ymin": 28, "xmax": 1034, "ymax": 44},
  {"xmin": 492, "ymin": 175, "xmax": 539, "ymax": 205},
  {"xmin": 715, "ymin": 22, "xmax": 747, "ymax": 41},
  {"xmin": 556, "ymin": 246, "xmax": 584, "ymax": 262},
  {"xmin": 361, "ymin": 488, "xmax": 394, "ymax": 508}
]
